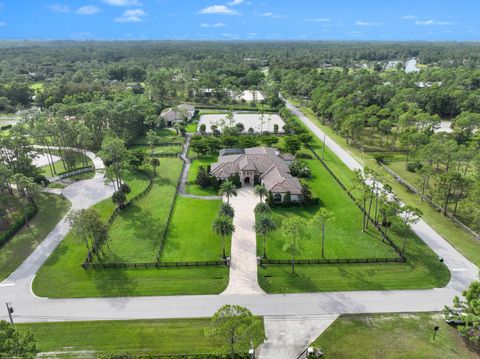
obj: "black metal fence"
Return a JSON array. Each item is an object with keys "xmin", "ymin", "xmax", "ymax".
[
  {"xmin": 260, "ymin": 257, "xmax": 405, "ymax": 266},
  {"xmin": 83, "ymin": 259, "xmax": 227, "ymax": 269}
]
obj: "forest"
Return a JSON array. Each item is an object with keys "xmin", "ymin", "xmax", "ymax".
[{"xmin": 0, "ymin": 40, "xmax": 479, "ymax": 237}]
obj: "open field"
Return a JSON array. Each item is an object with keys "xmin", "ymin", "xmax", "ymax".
[
  {"xmin": 198, "ymin": 113, "xmax": 285, "ymax": 133},
  {"xmin": 259, "ymin": 158, "xmax": 396, "ymax": 260},
  {"xmin": 161, "ymin": 197, "xmax": 229, "ymax": 261},
  {"xmin": 312, "ymin": 313, "xmax": 480, "ymax": 359},
  {"xmin": 289, "ymin": 99, "xmax": 480, "ymax": 267},
  {"xmin": 0, "ymin": 193, "xmax": 70, "ymax": 281},
  {"xmin": 257, "ymin": 112, "xmax": 450, "ymax": 293},
  {"xmin": 33, "ymin": 159, "xmax": 230, "ymax": 297},
  {"xmin": 17, "ymin": 318, "xmax": 265, "ymax": 357}
]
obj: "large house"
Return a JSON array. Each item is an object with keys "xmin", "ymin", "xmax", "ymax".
[
  {"xmin": 160, "ymin": 104, "xmax": 196, "ymax": 127},
  {"xmin": 211, "ymin": 147, "xmax": 303, "ymax": 202}
]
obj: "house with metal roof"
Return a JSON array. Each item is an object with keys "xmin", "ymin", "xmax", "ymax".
[{"xmin": 210, "ymin": 147, "xmax": 302, "ymax": 203}]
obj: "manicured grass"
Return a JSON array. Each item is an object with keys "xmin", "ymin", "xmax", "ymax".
[
  {"xmin": 289, "ymin": 99, "xmax": 480, "ymax": 267},
  {"xmin": 0, "ymin": 193, "xmax": 70, "ymax": 281},
  {"xmin": 29, "ymin": 82, "xmax": 44, "ymax": 91},
  {"xmin": 40, "ymin": 154, "xmax": 93, "ymax": 177},
  {"xmin": 258, "ymin": 106, "xmax": 451, "ymax": 293},
  {"xmin": 33, "ymin": 159, "xmax": 229, "ymax": 297},
  {"xmin": 186, "ymin": 156, "xmax": 219, "ymax": 196},
  {"xmin": 161, "ymin": 197, "xmax": 229, "ymax": 261},
  {"xmin": 130, "ymin": 144, "xmax": 182, "ymax": 155},
  {"xmin": 312, "ymin": 313, "xmax": 480, "ymax": 359},
  {"xmin": 185, "ymin": 122, "xmax": 198, "ymax": 133},
  {"xmin": 104, "ymin": 160, "xmax": 181, "ymax": 263},
  {"xmin": 17, "ymin": 318, "xmax": 265, "ymax": 357},
  {"xmin": 260, "ymin": 158, "xmax": 395, "ymax": 260}
]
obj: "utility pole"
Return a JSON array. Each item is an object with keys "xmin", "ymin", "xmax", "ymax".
[{"xmin": 5, "ymin": 302, "xmax": 14, "ymax": 325}]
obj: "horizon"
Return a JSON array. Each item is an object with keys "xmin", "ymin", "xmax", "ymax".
[{"xmin": 0, "ymin": 0, "xmax": 479, "ymax": 41}]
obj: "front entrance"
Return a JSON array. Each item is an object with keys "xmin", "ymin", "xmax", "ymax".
[{"xmin": 244, "ymin": 177, "xmax": 251, "ymax": 185}]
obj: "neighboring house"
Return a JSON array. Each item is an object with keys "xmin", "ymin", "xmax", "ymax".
[
  {"xmin": 160, "ymin": 104, "xmax": 196, "ymax": 127},
  {"xmin": 211, "ymin": 147, "xmax": 302, "ymax": 202}
]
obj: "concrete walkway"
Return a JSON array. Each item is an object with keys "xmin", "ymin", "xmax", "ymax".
[
  {"xmin": 222, "ymin": 187, "xmax": 264, "ymax": 295},
  {"xmin": 257, "ymin": 315, "xmax": 338, "ymax": 359}
]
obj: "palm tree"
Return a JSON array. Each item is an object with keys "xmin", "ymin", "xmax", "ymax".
[
  {"xmin": 254, "ymin": 214, "xmax": 276, "ymax": 258},
  {"xmin": 254, "ymin": 202, "xmax": 271, "ymax": 215},
  {"xmin": 311, "ymin": 208, "xmax": 334, "ymax": 258},
  {"xmin": 254, "ymin": 185, "xmax": 268, "ymax": 203},
  {"xmin": 212, "ymin": 215, "xmax": 235, "ymax": 259},
  {"xmin": 219, "ymin": 202, "xmax": 235, "ymax": 218},
  {"xmin": 219, "ymin": 180, "xmax": 237, "ymax": 204},
  {"xmin": 150, "ymin": 158, "xmax": 160, "ymax": 176}
]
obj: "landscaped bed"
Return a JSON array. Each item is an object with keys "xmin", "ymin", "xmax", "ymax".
[{"xmin": 186, "ymin": 155, "xmax": 218, "ymax": 196}]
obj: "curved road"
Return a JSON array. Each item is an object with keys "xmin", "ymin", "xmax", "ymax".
[{"xmin": 0, "ymin": 108, "xmax": 478, "ymax": 349}]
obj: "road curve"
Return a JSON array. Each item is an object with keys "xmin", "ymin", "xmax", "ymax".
[{"xmin": 0, "ymin": 110, "xmax": 478, "ymax": 324}]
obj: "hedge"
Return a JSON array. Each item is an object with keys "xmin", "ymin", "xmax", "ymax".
[{"xmin": 0, "ymin": 204, "xmax": 38, "ymax": 248}]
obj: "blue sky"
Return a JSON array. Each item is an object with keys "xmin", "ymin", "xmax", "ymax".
[{"xmin": 0, "ymin": 0, "xmax": 479, "ymax": 40}]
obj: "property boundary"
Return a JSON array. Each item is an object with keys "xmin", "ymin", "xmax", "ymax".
[{"xmin": 378, "ymin": 161, "xmax": 480, "ymax": 241}]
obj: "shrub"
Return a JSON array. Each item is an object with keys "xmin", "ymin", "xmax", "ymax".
[
  {"xmin": 0, "ymin": 204, "xmax": 38, "ymax": 247},
  {"xmin": 289, "ymin": 160, "xmax": 312, "ymax": 178},
  {"xmin": 374, "ymin": 154, "xmax": 385, "ymax": 164},
  {"xmin": 295, "ymin": 151, "xmax": 313, "ymax": 159},
  {"xmin": 283, "ymin": 191, "xmax": 291, "ymax": 206},
  {"xmin": 406, "ymin": 161, "xmax": 423, "ymax": 173},
  {"xmin": 196, "ymin": 166, "xmax": 210, "ymax": 188}
]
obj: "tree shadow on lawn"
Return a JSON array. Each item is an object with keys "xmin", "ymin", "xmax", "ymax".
[
  {"xmin": 106, "ymin": 203, "xmax": 162, "ymax": 262},
  {"xmin": 87, "ymin": 267, "xmax": 139, "ymax": 301}
]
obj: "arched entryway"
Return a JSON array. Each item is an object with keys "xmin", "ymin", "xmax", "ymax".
[{"xmin": 244, "ymin": 177, "xmax": 251, "ymax": 185}]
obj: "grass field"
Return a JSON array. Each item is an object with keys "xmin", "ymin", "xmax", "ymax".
[
  {"xmin": 257, "ymin": 110, "xmax": 450, "ymax": 293},
  {"xmin": 161, "ymin": 197, "xmax": 229, "ymax": 261},
  {"xmin": 0, "ymin": 193, "xmax": 70, "ymax": 281},
  {"xmin": 129, "ymin": 144, "xmax": 182, "ymax": 155},
  {"xmin": 259, "ymin": 158, "xmax": 396, "ymax": 260},
  {"xmin": 17, "ymin": 318, "xmax": 265, "ymax": 357},
  {"xmin": 312, "ymin": 313, "xmax": 480, "ymax": 359},
  {"xmin": 40, "ymin": 153, "xmax": 93, "ymax": 177},
  {"xmin": 33, "ymin": 159, "xmax": 229, "ymax": 297},
  {"xmin": 186, "ymin": 155, "xmax": 219, "ymax": 196},
  {"xmin": 289, "ymin": 99, "xmax": 480, "ymax": 267}
]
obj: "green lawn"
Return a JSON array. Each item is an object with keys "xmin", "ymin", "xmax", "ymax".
[
  {"xmin": 129, "ymin": 144, "xmax": 182, "ymax": 155},
  {"xmin": 161, "ymin": 197, "xmax": 229, "ymax": 261},
  {"xmin": 186, "ymin": 122, "xmax": 199, "ymax": 133},
  {"xmin": 104, "ymin": 160, "xmax": 181, "ymax": 263},
  {"xmin": 186, "ymin": 156, "xmax": 219, "ymax": 196},
  {"xmin": 40, "ymin": 153, "xmax": 93, "ymax": 177},
  {"xmin": 260, "ymin": 158, "xmax": 395, "ymax": 260},
  {"xmin": 0, "ymin": 193, "xmax": 70, "ymax": 281},
  {"xmin": 257, "ymin": 109, "xmax": 451, "ymax": 293},
  {"xmin": 33, "ymin": 159, "xmax": 229, "ymax": 297},
  {"xmin": 312, "ymin": 313, "xmax": 480, "ymax": 359},
  {"xmin": 17, "ymin": 318, "xmax": 265, "ymax": 357},
  {"xmin": 289, "ymin": 99, "xmax": 480, "ymax": 267}
]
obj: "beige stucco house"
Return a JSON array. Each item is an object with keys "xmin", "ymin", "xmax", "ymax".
[{"xmin": 211, "ymin": 147, "xmax": 303, "ymax": 202}]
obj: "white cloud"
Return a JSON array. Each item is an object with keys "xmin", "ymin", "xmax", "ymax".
[
  {"xmin": 306, "ymin": 18, "xmax": 331, "ymax": 22},
  {"xmin": 0, "ymin": 21, "xmax": 6, "ymax": 27},
  {"xmin": 49, "ymin": 4, "xmax": 70, "ymax": 13},
  {"xmin": 200, "ymin": 22, "xmax": 225, "ymax": 28},
  {"xmin": 355, "ymin": 21, "xmax": 383, "ymax": 26},
  {"xmin": 199, "ymin": 5, "xmax": 239, "ymax": 15},
  {"xmin": 227, "ymin": 0, "xmax": 244, "ymax": 5},
  {"xmin": 101, "ymin": 0, "xmax": 142, "ymax": 6},
  {"xmin": 261, "ymin": 12, "xmax": 273, "ymax": 17},
  {"xmin": 415, "ymin": 20, "xmax": 452, "ymax": 26},
  {"xmin": 260, "ymin": 12, "xmax": 288, "ymax": 19},
  {"xmin": 114, "ymin": 8, "xmax": 147, "ymax": 22},
  {"xmin": 76, "ymin": 5, "xmax": 100, "ymax": 15},
  {"xmin": 401, "ymin": 15, "xmax": 417, "ymax": 20}
]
